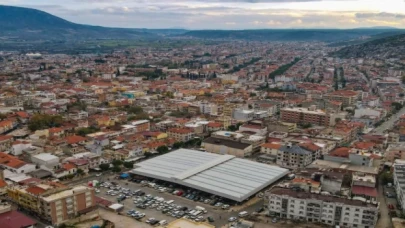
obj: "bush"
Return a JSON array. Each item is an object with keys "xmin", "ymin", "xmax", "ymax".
[
  {"xmin": 111, "ymin": 166, "xmax": 121, "ymax": 173},
  {"xmin": 123, "ymin": 162, "xmax": 134, "ymax": 169},
  {"xmin": 99, "ymin": 163, "xmax": 110, "ymax": 171}
]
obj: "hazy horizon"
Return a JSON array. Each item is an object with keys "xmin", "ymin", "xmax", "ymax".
[{"xmin": 2, "ymin": 0, "xmax": 405, "ymax": 29}]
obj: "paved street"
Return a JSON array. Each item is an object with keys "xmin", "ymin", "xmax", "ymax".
[
  {"xmin": 376, "ymin": 179, "xmax": 394, "ymax": 228},
  {"xmin": 374, "ymin": 107, "xmax": 405, "ymax": 134}
]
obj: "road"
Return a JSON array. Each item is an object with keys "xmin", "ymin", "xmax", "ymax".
[
  {"xmin": 374, "ymin": 107, "xmax": 405, "ymax": 135},
  {"xmin": 376, "ymin": 179, "xmax": 393, "ymax": 228}
]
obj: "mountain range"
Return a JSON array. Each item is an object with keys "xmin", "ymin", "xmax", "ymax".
[
  {"xmin": 1, "ymin": 5, "xmax": 405, "ymax": 43},
  {"xmin": 331, "ymin": 33, "xmax": 405, "ymax": 59}
]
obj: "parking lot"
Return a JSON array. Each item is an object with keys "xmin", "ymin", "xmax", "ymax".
[{"xmin": 91, "ymin": 174, "xmax": 265, "ymax": 227}]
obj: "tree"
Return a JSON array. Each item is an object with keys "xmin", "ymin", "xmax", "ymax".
[
  {"xmin": 334, "ymin": 81, "xmax": 339, "ymax": 91},
  {"xmin": 111, "ymin": 166, "xmax": 121, "ymax": 173},
  {"xmin": 123, "ymin": 162, "xmax": 134, "ymax": 169},
  {"xmin": 392, "ymin": 102, "xmax": 403, "ymax": 111},
  {"xmin": 173, "ymin": 142, "xmax": 184, "ymax": 149},
  {"xmin": 0, "ymin": 113, "xmax": 7, "ymax": 120},
  {"xmin": 380, "ymin": 171, "xmax": 393, "ymax": 185},
  {"xmin": 28, "ymin": 114, "xmax": 63, "ymax": 131},
  {"xmin": 99, "ymin": 163, "xmax": 110, "ymax": 171},
  {"xmin": 302, "ymin": 123, "xmax": 313, "ymax": 129},
  {"xmin": 157, "ymin": 145, "xmax": 169, "ymax": 154},
  {"xmin": 249, "ymin": 92, "xmax": 257, "ymax": 97},
  {"xmin": 335, "ymin": 118, "xmax": 342, "ymax": 123},
  {"xmin": 76, "ymin": 168, "xmax": 84, "ymax": 176},
  {"xmin": 76, "ymin": 126, "xmax": 99, "ymax": 137},
  {"xmin": 112, "ymin": 159, "xmax": 123, "ymax": 167}
]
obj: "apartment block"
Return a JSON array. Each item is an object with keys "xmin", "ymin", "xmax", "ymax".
[
  {"xmin": 323, "ymin": 90, "xmax": 359, "ymax": 107},
  {"xmin": 268, "ymin": 187, "xmax": 378, "ymax": 228},
  {"xmin": 41, "ymin": 186, "xmax": 95, "ymax": 225},
  {"xmin": 167, "ymin": 128, "xmax": 194, "ymax": 142},
  {"xmin": 131, "ymin": 120, "xmax": 151, "ymax": 132},
  {"xmin": 280, "ymin": 106, "xmax": 331, "ymax": 126},
  {"xmin": 394, "ymin": 160, "xmax": 405, "ymax": 213},
  {"xmin": 7, "ymin": 184, "xmax": 95, "ymax": 225},
  {"xmin": 277, "ymin": 143, "xmax": 313, "ymax": 169}
]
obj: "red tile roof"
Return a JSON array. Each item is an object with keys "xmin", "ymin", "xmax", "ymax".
[
  {"xmin": 15, "ymin": 111, "xmax": 29, "ymax": 118},
  {"xmin": 25, "ymin": 186, "xmax": 46, "ymax": 195},
  {"xmin": 351, "ymin": 185, "xmax": 377, "ymax": 197},
  {"xmin": 0, "ymin": 152, "xmax": 26, "ymax": 169},
  {"xmin": 168, "ymin": 128, "xmax": 193, "ymax": 134},
  {"xmin": 352, "ymin": 142, "xmax": 375, "ymax": 150},
  {"xmin": 0, "ymin": 179, "xmax": 7, "ymax": 188},
  {"xmin": 329, "ymin": 147, "xmax": 350, "ymax": 158},
  {"xmin": 65, "ymin": 135, "xmax": 86, "ymax": 144},
  {"xmin": 63, "ymin": 163, "xmax": 76, "ymax": 170},
  {"xmin": 0, "ymin": 135, "xmax": 13, "ymax": 141},
  {"xmin": 261, "ymin": 143, "xmax": 282, "ymax": 150},
  {"xmin": 0, "ymin": 210, "xmax": 36, "ymax": 228}
]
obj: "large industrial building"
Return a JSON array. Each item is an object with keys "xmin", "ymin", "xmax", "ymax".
[{"xmin": 130, "ymin": 149, "xmax": 289, "ymax": 202}]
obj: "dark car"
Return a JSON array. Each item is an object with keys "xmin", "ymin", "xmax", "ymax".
[
  {"xmin": 207, "ymin": 217, "xmax": 215, "ymax": 223},
  {"xmin": 180, "ymin": 206, "xmax": 188, "ymax": 211},
  {"xmin": 256, "ymin": 207, "xmax": 264, "ymax": 213},
  {"xmin": 150, "ymin": 220, "xmax": 159, "ymax": 225}
]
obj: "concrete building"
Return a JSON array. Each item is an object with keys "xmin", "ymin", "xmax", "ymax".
[
  {"xmin": 232, "ymin": 109, "xmax": 254, "ymax": 121},
  {"xmin": 167, "ymin": 128, "xmax": 194, "ymax": 142},
  {"xmin": 268, "ymin": 187, "xmax": 379, "ymax": 228},
  {"xmin": 131, "ymin": 120, "xmax": 150, "ymax": 132},
  {"xmin": 393, "ymin": 160, "xmax": 405, "ymax": 213},
  {"xmin": 202, "ymin": 137, "xmax": 253, "ymax": 157},
  {"xmin": 277, "ymin": 143, "xmax": 313, "ymax": 169},
  {"xmin": 280, "ymin": 106, "xmax": 331, "ymax": 126},
  {"xmin": 261, "ymin": 143, "xmax": 282, "ymax": 156},
  {"xmin": 323, "ymin": 90, "xmax": 359, "ymax": 107},
  {"xmin": 31, "ymin": 153, "xmax": 60, "ymax": 169}
]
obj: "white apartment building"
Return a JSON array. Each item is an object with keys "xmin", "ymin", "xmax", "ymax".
[
  {"xmin": 394, "ymin": 160, "xmax": 405, "ymax": 213},
  {"xmin": 268, "ymin": 187, "xmax": 379, "ymax": 228},
  {"xmin": 232, "ymin": 109, "xmax": 254, "ymax": 121}
]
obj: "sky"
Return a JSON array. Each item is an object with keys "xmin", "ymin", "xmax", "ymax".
[{"xmin": 2, "ymin": 0, "xmax": 405, "ymax": 29}]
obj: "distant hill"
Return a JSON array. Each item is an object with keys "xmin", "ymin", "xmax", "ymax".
[
  {"xmin": 0, "ymin": 5, "xmax": 155, "ymax": 40},
  {"xmin": 181, "ymin": 29, "xmax": 404, "ymax": 42},
  {"xmin": 332, "ymin": 33, "xmax": 405, "ymax": 59}
]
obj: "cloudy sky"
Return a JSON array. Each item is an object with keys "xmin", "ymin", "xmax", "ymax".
[{"xmin": 3, "ymin": 0, "xmax": 405, "ymax": 29}]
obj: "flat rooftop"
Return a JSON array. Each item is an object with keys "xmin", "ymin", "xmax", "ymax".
[{"xmin": 131, "ymin": 149, "xmax": 289, "ymax": 202}]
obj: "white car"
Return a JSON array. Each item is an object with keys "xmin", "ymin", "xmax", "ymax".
[
  {"xmin": 96, "ymin": 173, "xmax": 102, "ymax": 177},
  {"xmin": 228, "ymin": 217, "xmax": 237, "ymax": 222},
  {"xmin": 95, "ymin": 189, "xmax": 100, "ymax": 193}
]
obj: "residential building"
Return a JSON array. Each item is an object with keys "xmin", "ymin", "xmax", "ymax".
[
  {"xmin": 394, "ymin": 160, "xmax": 405, "ymax": 213},
  {"xmin": 0, "ymin": 135, "xmax": 13, "ymax": 152},
  {"xmin": 277, "ymin": 143, "xmax": 313, "ymax": 169},
  {"xmin": 167, "ymin": 128, "xmax": 194, "ymax": 142},
  {"xmin": 131, "ymin": 120, "xmax": 151, "ymax": 132},
  {"xmin": 323, "ymin": 90, "xmax": 359, "ymax": 107},
  {"xmin": 202, "ymin": 137, "xmax": 253, "ymax": 157},
  {"xmin": 0, "ymin": 152, "xmax": 36, "ymax": 174},
  {"xmin": 261, "ymin": 143, "xmax": 282, "ymax": 156},
  {"xmin": 280, "ymin": 106, "xmax": 331, "ymax": 126},
  {"xmin": 267, "ymin": 187, "xmax": 379, "ymax": 228},
  {"xmin": 233, "ymin": 109, "xmax": 254, "ymax": 121},
  {"xmin": 31, "ymin": 153, "xmax": 60, "ymax": 169},
  {"xmin": 40, "ymin": 185, "xmax": 96, "ymax": 225}
]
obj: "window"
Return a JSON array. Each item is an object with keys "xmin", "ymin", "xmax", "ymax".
[
  {"xmin": 355, "ymin": 209, "xmax": 360, "ymax": 212},
  {"xmin": 355, "ymin": 214, "xmax": 359, "ymax": 217}
]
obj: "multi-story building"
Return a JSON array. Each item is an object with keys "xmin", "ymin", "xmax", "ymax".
[
  {"xmin": 323, "ymin": 90, "xmax": 359, "ymax": 107},
  {"xmin": 0, "ymin": 135, "xmax": 13, "ymax": 152},
  {"xmin": 277, "ymin": 143, "xmax": 313, "ymax": 169},
  {"xmin": 7, "ymin": 184, "xmax": 95, "ymax": 226},
  {"xmin": 202, "ymin": 137, "xmax": 253, "ymax": 157},
  {"xmin": 167, "ymin": 128, "xmax": 194, "ymax": 142},
  {"xmin": 232, "ymin": 108, "xmax": 254, "ymax": 122},
  {"xmin": 131, "ymin": 120, "xmax": 150, "ymax": 132},
  {"xmin": 280, "ymin": 106, "xmax": 331, "ymax": 126},
  {"xmin": 268, "ymin": 187, "xmax": 379, "ymax": 228},
  {"xmin": 40, "ymin": 185, "xmax": 96, "ymax": 225},
  {"xmin": 393, "ymin": 160, "xmax": 405, "ymax": 213}
]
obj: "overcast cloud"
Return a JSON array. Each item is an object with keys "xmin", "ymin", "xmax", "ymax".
[{"xmin": 2, "ymin": 0, "xmax": 405, "ymax": 29}]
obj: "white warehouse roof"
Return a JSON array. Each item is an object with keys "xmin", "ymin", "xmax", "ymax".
[{"xmin": 130, "ymin": 149, "xmax": 289, "ymax": 202}]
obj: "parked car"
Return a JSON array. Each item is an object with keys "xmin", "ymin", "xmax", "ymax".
[
  {"xmin": 207, "ymin": 216, "xmax": 215, "ymax": 223},
  {"xmin": 238, "ymin": 211, "xmax": 248, "ymax": 217},
  {"xmin": 228, "ymin": 217, "xmax": 237, "ymax": 222}
]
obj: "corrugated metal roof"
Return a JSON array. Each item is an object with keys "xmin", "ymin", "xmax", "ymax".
[{"xmin": 131, "ymin": 149, "xmax": 289, "ymax": 202}]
